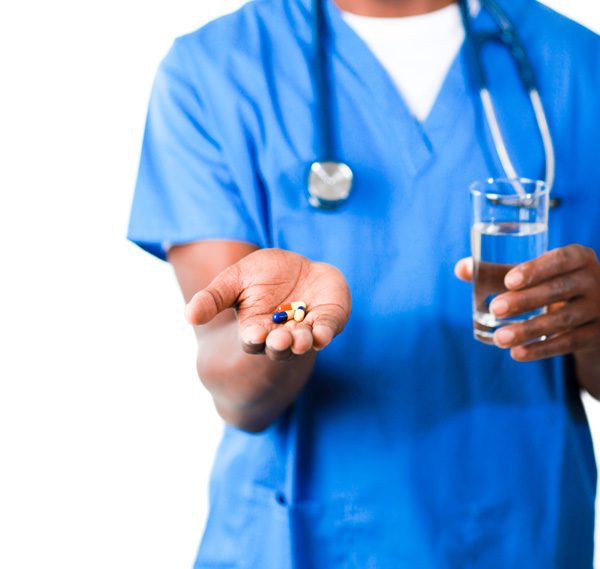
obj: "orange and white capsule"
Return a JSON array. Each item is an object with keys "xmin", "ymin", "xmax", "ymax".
[{"xmin": 276, "ymin": 300, "xmax": 306, "ymax": 312}]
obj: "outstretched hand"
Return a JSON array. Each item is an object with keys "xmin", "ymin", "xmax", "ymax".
[{"xmin": 185, "ymin": 248, "xmax": 352, "ymax": 361}]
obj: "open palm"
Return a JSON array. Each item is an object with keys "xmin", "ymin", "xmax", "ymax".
[{"xmin": 185, "ymin": 248, "xmax": 352, "ymax": 359}]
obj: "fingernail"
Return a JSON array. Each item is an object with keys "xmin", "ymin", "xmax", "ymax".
[
  {"xmin": 491, "ymin": 299, "xmax": 509, "ymax": 316},
  {"xmin": 506, "ymin": 271, "xmax": 524, "ymax": 288},
  {"xmin": 495, "ymin": 328, "xmax": 515, "ymax": 346},
  {"xmin": 512, "ymin": 346, "xmax": 527, "ymax": 360}
]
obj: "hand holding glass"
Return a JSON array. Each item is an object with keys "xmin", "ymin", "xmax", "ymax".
[{"xmin": 470, "ymin": 178, "xmax": 550, "ymax": 344}]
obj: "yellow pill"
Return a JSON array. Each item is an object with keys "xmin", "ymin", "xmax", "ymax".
[
  {"xmin": 291, "ymin": 301, "xmax": 306, "ymax": 311},
  {"xmin": 294, "ymin": 308, "xmax": 306, "ymax": 322}
]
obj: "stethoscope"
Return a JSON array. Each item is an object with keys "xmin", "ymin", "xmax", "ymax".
[{"xmin": 307, "ymin": 0, "xmax": 557, "ymax": 209}]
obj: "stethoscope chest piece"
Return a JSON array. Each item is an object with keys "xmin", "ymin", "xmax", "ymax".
[{"xmin": 308, "ymin": 161, "xmax": 354, "ymax": 209}]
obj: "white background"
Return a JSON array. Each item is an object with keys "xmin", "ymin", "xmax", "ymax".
[{"xmin": 0, "ymin": 1, "xmax": 598, "ymax": 567}]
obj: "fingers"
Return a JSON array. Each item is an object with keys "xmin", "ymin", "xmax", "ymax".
[
  {"xmin": 454, "ymin": 257, "xmax": 473, "ymax": 282},
  {"xmin": 240, "ymin": 324, "xmax": 315, "ymax": 359},
  {"xmin": 265, "ymin": 328, "xmax": 293, "ymax": 361},
  {"xmin": 310, "ymin": 312, "xmax": 341, "ymax": 351},
  {"xmin": 490, "ymin": 268, "xmax": 594, "ymax": 319},
  {"xmin": 493, "ymin": 297, "xmax": 594, "ymax": 348},
  {"xmin": 185, "ymin": 265, "xmax": 241, "ymax": 325},
  {"xmin": 239, "ymin": 314, "xmax": 341, "ymax": 359},
  {"xmin": 507, "ymin": 322, "xmax": 600, "ymax": 362},
  {"xmin": 290, "ymin": 326, "xmax": 314, "ymax": 355},
  {"xmin": 504, "ymin": 245, "xmax": 595, "ymax": 290},
  {"xmin": 240, "ymin": 324, "xmax": 268, "ymax": 355}
]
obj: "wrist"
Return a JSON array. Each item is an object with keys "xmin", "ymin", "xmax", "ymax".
[
  {"xmin": 574, "ymin": 346, "xmax": 600, "ymax": 399},
  {"xmin": 212, "ymin": 351, "xmax": 317, "ymax": 432}
]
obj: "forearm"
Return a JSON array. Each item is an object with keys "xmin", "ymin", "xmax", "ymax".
[
  {"xmin": 574, "ymin": 349, "xmax": 600, "ymax": 400},
  {"xmin": 196, "ymin": 317, "xmax": 316, "ymax": 431},
  {"xmin": 167, "ymin": 242, "xmax": 347, "ymax": 431}
]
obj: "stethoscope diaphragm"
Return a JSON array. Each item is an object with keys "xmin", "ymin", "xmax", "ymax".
[{"xmin": 308, "ymin": 161, "xmax": 354, "ymax": 209}]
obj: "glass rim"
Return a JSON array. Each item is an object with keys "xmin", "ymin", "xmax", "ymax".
[{"xmin": 469, "ymin": 177, "xmax": 548, "ymax": 201}]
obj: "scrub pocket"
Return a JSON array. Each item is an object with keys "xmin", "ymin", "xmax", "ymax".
[
  {"xmin": 194, "ymin": 484, "xmax": 291, "ymax": 569},
  {"xmin": 194, "ymin": 485, "xmax": 364, "ymax": 569},
  {"xmin": 248, "ymin": 491, "xmax": 382, "ymax": 569}
]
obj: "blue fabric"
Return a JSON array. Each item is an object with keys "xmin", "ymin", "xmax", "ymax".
[{"xmin": 128, "ymin": 0, "xmax": 600, "ymax": 566}]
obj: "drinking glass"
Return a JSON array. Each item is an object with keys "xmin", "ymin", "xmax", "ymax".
[{"xmin": 470, "ymin": 178, "xmax": 549, "ymax": 344}]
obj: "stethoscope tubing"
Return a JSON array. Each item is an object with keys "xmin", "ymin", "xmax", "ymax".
[
  {"xmin": 459, "ymin": 0, "xmax": 556, "ymax": 193},
  {"xmin": 309, "ymin": 0, "xmax": 557, "ymax": 205}
]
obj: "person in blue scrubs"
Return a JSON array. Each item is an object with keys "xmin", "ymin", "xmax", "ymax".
[{"xmin": 128, "ymin": 0, "xmax": 600, "ymax": 566}]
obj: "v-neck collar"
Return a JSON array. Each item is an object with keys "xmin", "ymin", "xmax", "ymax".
[
  {"xmin": 308, "ymin": 0, "xmax": 533, "ymax": 177},
  {"xmin": 325, "ymin": 0, "xmax": 434, "ymax": 176}
]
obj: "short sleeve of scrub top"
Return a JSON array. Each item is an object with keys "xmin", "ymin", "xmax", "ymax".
[{"xmin": 127, "ymin": 39, "xmax": 265, "ymax": 260}]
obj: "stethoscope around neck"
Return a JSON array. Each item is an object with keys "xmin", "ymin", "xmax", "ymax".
[{"xmin": 307, "ymin": 0, "xmax": 557, "ymax": 209}]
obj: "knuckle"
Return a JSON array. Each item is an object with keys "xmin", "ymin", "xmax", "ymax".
[
  {"xmin": 207, "ymin": 287, "xmax": 225, "ymax": 311},
  {"xmin": 515, "ymin": 324, "xmax": 533, "ymax": 343},
  {"xmin": 573, "ymin": 243, "xmax": 588, "ymax": 257},
  {"xmin": 504, "ymin": 293, "xmax": 525, "ymax": 315},
  {"xmin": 554, "ymin": 246, "xmax": 571, "ymax": 268},
  {"xmin": 538, "ymin": 336, "xmax": 557, "ymax": 357},
  {"xmin": 556, "ymin": 308, "xmax": 576, "ymax": 329},
  {"xmin": 316, "ymin": 313, "xmax": 340, "ymax": 333},
  {"xmin": 579, "ymin": 271, "xmax": 596, "ymax": 293},
  {"xmin": 549, "ymin": 276, "xmax": 569, "ymax": 299},
  {"xmin": 571, "ymin": 244, "xmax": 595, "ymax": 264},
  {"xmin": 522, "ymin": 318, "xmax": 546, "ymax": 342}
]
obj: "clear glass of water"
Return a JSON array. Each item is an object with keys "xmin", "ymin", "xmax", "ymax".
[{"xmin": 470, "ymin": 178, "xmax": 549, "ymax": 344}]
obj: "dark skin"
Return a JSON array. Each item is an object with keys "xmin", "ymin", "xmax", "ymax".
[
  {"xmin": 170, "ymin": 242, "xmax": 351, "ymax": 432},
  {"xmin": 170, "ymin": 0, "xmax": 600, "ymax": 432},
  {"xmin": 335, "ymin": 0, "xmax": 455, "ymax": 16},
  {"xmin": 455, "ymin": 247, "xmax": 600, "ymax": 399}
]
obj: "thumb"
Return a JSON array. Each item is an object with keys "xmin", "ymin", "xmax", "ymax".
[
  {"xmin": 184, "ymin": 265, "xmax": 242, "ymax": 325},
  {"xmin": 454, "ymin": 257, "xmax": 473, "ymax": 282}
]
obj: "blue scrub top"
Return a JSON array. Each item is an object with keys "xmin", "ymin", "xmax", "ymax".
[{"xmin": 128, "ymin": 0, "xmax": 600, "ymax": 566}]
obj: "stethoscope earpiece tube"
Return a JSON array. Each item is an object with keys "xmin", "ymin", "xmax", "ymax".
[
  {"xmin": 312, "ymin": 0, "xmax": 333, "ymax": 160},
  {"xmin": 308, "ymin": 0, "xmax": 557, "ymax": 207},
  {"xmin": 459, "ymin": 0, "xmax": 556, "ymax": 194}
]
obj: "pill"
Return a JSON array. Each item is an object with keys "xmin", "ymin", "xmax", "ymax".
[
  {"xmin": 294, "ymin": 308, "xmax": 306, "ymax": 322},
  {"xmin": 272, "ymin": 310, "xmax": 295, "ymax": 324},
  {"xmin": 276, "ymin": 300, "xmax": 307, "ymax": 312}
]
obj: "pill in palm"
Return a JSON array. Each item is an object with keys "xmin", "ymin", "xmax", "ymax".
[
  {"xmin": 276, "ymin": 300, "xmax": 306, "ymax": 312},
  {"xmin": 272, "ymin": 301, "xmax": 308, "ymax": 324},
  {"xmin": 272, "ymin": 309, "xmax": 295, "ymax": 323}
]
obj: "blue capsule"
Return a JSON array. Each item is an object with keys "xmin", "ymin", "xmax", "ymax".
[{"xmin": 272, "ymin": 311, "xmax": 290, "ymax": 323}]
